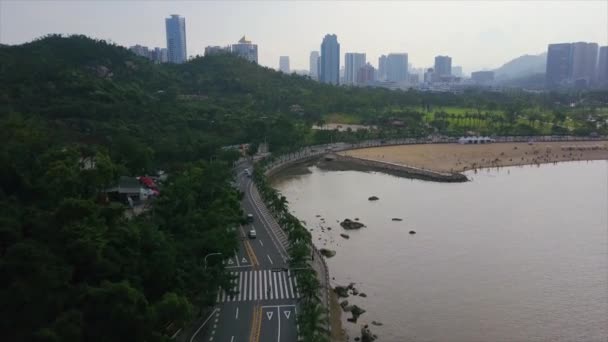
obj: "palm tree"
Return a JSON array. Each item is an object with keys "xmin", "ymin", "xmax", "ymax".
[{"xmin": 298, "ymin": 302, "xmax": 329, "ymax": 342}]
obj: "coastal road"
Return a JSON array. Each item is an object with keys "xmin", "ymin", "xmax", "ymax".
[{"xmin": 184, "ymin": 159, "xmax": 299, "ymax": 342}]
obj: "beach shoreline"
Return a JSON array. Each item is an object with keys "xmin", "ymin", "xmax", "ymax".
[{"xmin": 340, "ymin": 141, "xmax": 608, "ymax": 173}]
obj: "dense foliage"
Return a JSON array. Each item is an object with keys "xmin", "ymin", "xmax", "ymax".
[{"xmin": 1, "ymin": 34, "xmax": 607, "ymax": 341}]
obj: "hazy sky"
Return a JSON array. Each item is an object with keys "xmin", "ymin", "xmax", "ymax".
[{"xmin": 1, "ymin": 1, "xmax": 607, "ymax": 73}]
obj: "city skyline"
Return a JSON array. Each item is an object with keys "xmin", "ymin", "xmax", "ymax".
[{"xmin": 1, "ymin": 1, "xmax": 606, "ymax": 71}]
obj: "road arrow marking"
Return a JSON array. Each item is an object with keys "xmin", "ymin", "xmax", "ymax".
[
  {"xmin": 266, "ymin": 311, "xmax": 273, "ymax": 320},
  {"xmin": 227, "ymin": 259, "xmax": 234, "ymax": 265},
  {"xmin": 242, "ymin": 257, "xmax": 248, "ymax": 264},
  {"xmin": 284, "ymin": 310, "xmax": 291, "ymax": 319}
]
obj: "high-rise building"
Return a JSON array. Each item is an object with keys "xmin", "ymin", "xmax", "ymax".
[
  {"xmin": 165, "ymin": 14, "xmax": 187, "ymax": 64},
  {"xmin": 279, "ymin": 56, "xmax": 290, "ymax": 73},
  {"xmin": 571, "ymin": 42, "xmax": 598, "ymax": 87},
  {"xmin": 434, "ymin": 56, "xmax": 452, "ymax": 77},
  {"xmin": 386, "ymin": 53, "xmax": 408, "ymax": 82},
  {"xmin": 231, "ymin": 36, "xmax": 258, "ymax": 63},
  {"xmin": 546, "ymin": 43, "xmax": 574, "ymax": 89},
  {"xmin": 129, "ymin": 44, "xmax": 150, "ymax": 58},
  {"xmin": 205, "ymin": 45, "xmax": 230, "ymax": 56},
  {"xmin": 309, "ymin": 51, "xmax": 320, "ymax": 79},
  {"xmin": 378, "ymin": 55, "xmax": 387, "ymax": 81},
  {"xmin": 320, "ymin": 34, "xmax": 340, "ymax": 85},
  {"xmin": 452, "ymin": 66, "xmax": 463, "ymax": 77},
  {"xmin": 598, "ymin": 46, "xmax": 608, "ymax": 87},
  {"xmin": 344, "ymin": 53, "xmax": 366, "ymax": 85},
  {"xmin": 129, "ymin": 45, "xmax": 167, "ymax": 64},
  {"xmin": 471, "ymin": 71, "xmax": 495, "ymax": 84},
  {"xmin": 356, "ymin": 63, "xmax": 376, "ymax": 85}
]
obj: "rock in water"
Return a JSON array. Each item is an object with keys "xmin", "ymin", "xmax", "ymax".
[
  {"xmin": 334, "ymin": 286, "xmax": 349, "ymax": 298},
  {"xmin": 371, "ymin": 321, "xmax": 383, "ymax": 326},
  {"xmin": 359, "ymin": 292, "xmax": 367, "ymax": 297},
  {"xmin": 392, "ymin": 218, "xmax": 403, "ymax": 221},
  {"xmin": 361, "ymin": 324, "xmax": 376, "ymax": 342},
  {"xmin": 340, "ymin": 233, "xmax": 350, "ymax": 239},
  {"xmin": 340, "ymin": 219, "xmax": 365, "ymax": 230},
  {"xmin": 409, "ymin": 230, "xmax": 416, "ymax": 235},
  {"xmin": 320, "ymin": 248, "xmax": 336, "ymax": 258},
  {"xmin": 368, "ymin": 196, "xmax": 379, "ymax": 201}
]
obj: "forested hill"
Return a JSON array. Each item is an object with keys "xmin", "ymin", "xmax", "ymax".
[{"xmin": 0, "ymin": 34, "xmax": 487, "ymax": 169}]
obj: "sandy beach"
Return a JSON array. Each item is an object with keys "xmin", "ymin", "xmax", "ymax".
[{"xmin": 340, "ymin": 141, "xmax": 608, "ymax": 173}]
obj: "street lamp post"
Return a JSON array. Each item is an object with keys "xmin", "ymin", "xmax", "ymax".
[{"xmin": 204, "ymin": 252, "xmax": 222, "ymax": 270}]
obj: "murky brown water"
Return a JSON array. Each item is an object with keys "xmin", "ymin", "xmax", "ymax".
[{"xmin": 273, "ymin": 160, "xmax": 608, "ymax": 342}]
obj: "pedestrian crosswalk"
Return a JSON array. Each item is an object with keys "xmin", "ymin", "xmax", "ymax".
[{"xmin": 216, "ymin": 270, "xmax": 300, "ymax": 303}]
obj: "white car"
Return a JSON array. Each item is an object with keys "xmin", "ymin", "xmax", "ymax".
[{"xmin": 248, "ymin": 229, "xmax": 257, "ymax": 239}]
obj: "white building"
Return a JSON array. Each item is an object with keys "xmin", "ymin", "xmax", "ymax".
[
  {"xmin": 231, "ymin": 36, "xmax": 258, "ymax": 63},
  {"xmin": 344, "ymin": 52, "xmax": 366, "ymax": 85},
  {"xmin": 309, "ymin": 51, "xmax": 320, "ymax": 80},
  {"xmin": 279, "ymin": 56, "xmax": 290, "ymax": 73}
]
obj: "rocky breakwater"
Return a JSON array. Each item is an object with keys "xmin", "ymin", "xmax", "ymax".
[{"xmin": 330, "ymin": 153, "xmax": 468, "ymax": 182}]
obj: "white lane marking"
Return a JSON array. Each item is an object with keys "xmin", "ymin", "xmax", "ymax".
[
  {"xmin": 267, "ymin": 254, "xmax": 274, "ymax": 265},
  {"xmin": 237, "ymin": 272, "xmax": 244, "ymax": 301},
  {"xmin": 234, "ymin": 252, "xmax": 240, "ymax": 267},
  {"xmin": 286, "ymin": 271, "xmax": 295, "ymax": 298},
  {"xmin": 235, "ymin": 307, "xmax": 239, "ymax": 320},
  {"xmin": 190, "ymin": 308, "xmax": 218, "ymax": 342},
  {"xmin": 292, "ymin": 272, "xmax": 299, "ymax": 297},
  {"xmin": 259, "ymin": 239, "xmax": 264, "ymax": 247},
  {"xmin": 277, "ymin": 272, "xmax": 284, "ymax": 299},
  {"xmin": 253, "ymin": 269, "xmax": 258, "ymax": 301},
  {"xmin": 247, "ymin": 271, "xmax": 253, "ymax": 300},
  {"xmin": 272, "ymin": 271, "xmax": 279, "ymax": 299},
  {"xmin": 277, "ymin": 307, "xmax": 281, "ymax": 342},
  {"xmin": 230, "ymin": 337, "xmax": 234, "ymax": 342}
]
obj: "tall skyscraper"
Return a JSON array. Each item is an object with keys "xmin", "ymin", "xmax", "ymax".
[
  {"xmin": 546, "ymin": 43, "xmax": 574, "ymax": 88},
  {"xmin": 571, "ymin": 42, "xmax": 598, "ymax": 86},
  {"xmin": 598, "ymin": 46, "xmax": 608, "ymax": 87},
  {"xmin": 386, "ymin": 53, "xmax": 408, "ymax": 82},
  {"xmin": 378, "ymin": 55, "xmax": 387, "ymax": 81},
  {"xmin": 320, "ymin": 34, "xmax": 340, "ymax": 85},
  {"xmin": 231, "ymin": 36, "xmax": 258, "ymax": 63},
  {"xmin": 165, "ymin": 14, "xmax": 187, "ymax": 64},
  {"xmin": 356, "ymin": 63, "xmax": 376, "ymax": 85},
  {"xmin": 344, "ymin": 53, "xmax": 366, "ymax": 85},
  {"xmin": 434, "ymin": 56, "xmax": 452, "ymax": 77},
  {"xmin": 452, "ymin": 66, "xmax": 463, "ymax": 77},
  {"xmin": 279, "ymin": 56, "xmax": 290, "ymax": 73},
  {"xmin": 309, "ymin": 51, "xmax": 320, "ymax": 79}
]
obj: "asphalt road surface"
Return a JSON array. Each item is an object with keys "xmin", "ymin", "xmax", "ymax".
[{"xmin": 184, "ymin": 159, "xmax": 299, "ymax": 342}]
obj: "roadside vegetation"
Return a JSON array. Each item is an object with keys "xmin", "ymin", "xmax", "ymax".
[{"xmin": 1, "ymin": 34, "xmax": 607, "ymax": 341}]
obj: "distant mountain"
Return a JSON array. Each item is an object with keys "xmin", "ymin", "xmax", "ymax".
[{"xmin": 494, "ymin": 52, "xmax": 547, "ymax": 81}]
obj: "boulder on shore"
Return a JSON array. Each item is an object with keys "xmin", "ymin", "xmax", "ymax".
[
  {"xmin": 319, "ymin": 248, "xmax": 336, "ymax": 258},
  {"xmin": 334, "ymin": 286, "xmax": 349, "ymax": 298},
  {"xmin": 341, "ymin": 219, "xmax": 365, "ymax": 230},
  {"xmin": 350, "ymin": 305, "xmax": 366, "ymax": 322},
  {"xmin": 368, "ymin": 196, "xmax": 379, "ymax": 201},
  {"xmin": 340, "ymin": 233, "xmax": 350, "ymax": 239},
  {"xmin": 361, "ymin": 325, "xmax": 376, "ymax": 342}
]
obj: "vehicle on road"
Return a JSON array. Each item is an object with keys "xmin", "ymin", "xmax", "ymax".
[
  {"xmin": 244, "ymin": 168, "xmax": 251, "ymax": 177},
  {"xmin": 246, "ymin": 213, "xmax": 254, "ymax": 222},
  {"xmin": 248, "ymin": 228, "xmax": 257, "ymax": 239}
]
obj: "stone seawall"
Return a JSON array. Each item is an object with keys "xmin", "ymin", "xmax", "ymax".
[{"xmin": 331, "ymin": 153, "xmax": 469, "ymax": 182}]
